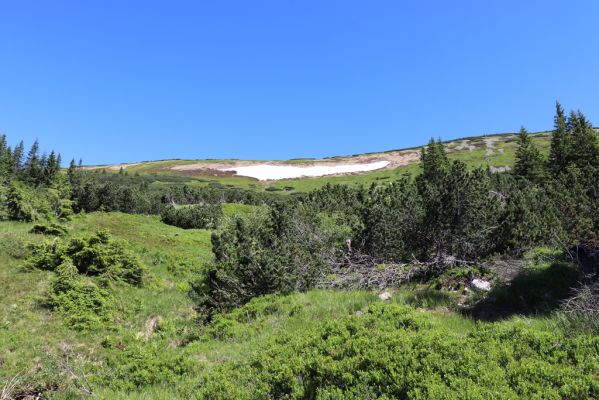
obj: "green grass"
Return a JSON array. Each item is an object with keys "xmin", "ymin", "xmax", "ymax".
[
  {"xmin": 1, "ymin": 209, "xmax": 594, "ymax": 398},
  {"xmin": 221, "ymin": 203, "xmax": 258, "ymax": 218},
  {"xmin": 0, "ymin": 213, "xmax": 212, "ymax": 396}
]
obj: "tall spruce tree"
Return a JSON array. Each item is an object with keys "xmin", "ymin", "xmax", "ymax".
[
  {"xmin": 24, "ymin": 139, "xmax": 40, "ymax": 184},
  {"xmin": 12, "ymin": 140, "xmax": 24, "ymax": 173},
  {"xmin": 549, "ymin": 101, "xmax": 569, "ymax": 173},
  {"xmin": 569, "ymin": 111, "xmax": 599, "ymax": 168},
  {"xmin": 43, "ymin": 150, "xmax": 59, "ymax": 185},
  {"xmin": 0, "ymin": 134, "xmax": 6, "ymax": 159},
  {"xmin": 514, "ymin": 127, "xmax": 544, "ymax": 182},
  {"xmin": 420, "ymin": 138, "xmax": 449, "ymax": 184}
]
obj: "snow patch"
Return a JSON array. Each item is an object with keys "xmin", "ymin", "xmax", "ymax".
[{"xmin": 222, "ymin": 161, "xmax": 390, "ymax": 181}]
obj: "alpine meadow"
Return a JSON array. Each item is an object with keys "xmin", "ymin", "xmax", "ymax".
[
  {"xmin": 1, "ymin": 2, "xmax": 599, "ymax": 399},
  {"xmin": 1, "ymin": 104, "xmax": 598, "ymax": 399}
]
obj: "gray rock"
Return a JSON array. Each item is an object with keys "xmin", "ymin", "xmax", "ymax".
[
  {"xmin": 471, "ymin": 278, "xmax": 491, "ymax": 291},
  {"xmin": 378, "ymin": 291, "xmax": 392, "ymax": 301}
]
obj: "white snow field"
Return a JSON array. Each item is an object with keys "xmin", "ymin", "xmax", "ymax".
[{"xmin": 221, "ymin": 161, "xmax": 390, "ymax": 181}]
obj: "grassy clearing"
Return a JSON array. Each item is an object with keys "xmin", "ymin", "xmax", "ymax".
[{"xmin": 0, "ymin": 213, "xmax": 211, "ymax": 393}]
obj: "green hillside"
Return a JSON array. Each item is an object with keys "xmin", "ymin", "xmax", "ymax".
[
  {"xmin": 1, "ymin": 114, "xmax": 598, "ymax": 399},
  {"xmin": 85, "ymin": 131, "xmax": 553, "ymax": 192}
]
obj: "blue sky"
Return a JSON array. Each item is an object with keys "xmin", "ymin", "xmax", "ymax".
[{"xmin": 1, "ymin": 1, "xmax": 598, "ymax": 165}]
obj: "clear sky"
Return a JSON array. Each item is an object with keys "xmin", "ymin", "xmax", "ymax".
[{"xmin": 1, "ymin": 1, "xmax": 598, "ymax": 165}]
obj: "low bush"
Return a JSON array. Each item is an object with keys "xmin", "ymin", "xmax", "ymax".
[
  {"xmin": 30, "ymin": 222, "xmax": 68, "ymax": 236},
  {"xmin": 47, "ymin": 261, "xmax": 116, "ymax": 331},
  {"xmin": 195, "ymin": 303, "xmax": 599, "ymax": 399},
  {"xmin": 27, "ymin": 230, "xmax": 146, "ymax": 286},
  {"xmin": 94, "ymin": 338, "xmax": 196, "ymax": 391},
  {"xmin": 25, "ymin": 230, "xmax": 146, "ymax": 331},
  {"xmin": 160, "ymin": 204, "xmax": 223, "ymax": 229},
  {"xmin": 191, "ymin": 205, "xmax": 345, "ymax": 319}
]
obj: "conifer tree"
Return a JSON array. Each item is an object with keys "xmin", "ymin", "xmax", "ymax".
[
  {"xmin": 420, "ymin": 138, "xmax": 449, "ymax": 184},
  {"xmin": 12, "ymin": 140, "xmax": 24, "ymax": 173},
  {"xmin": 514, "ymin": 127, "xmax": 544, "ymax": 182},
  {"xmin": 1, "ymin": 147, "xmax": 11, "ymax": 177},
  {"xmin": 24, "ymin": 139, "xmax": 40, "ymax": 184},
  {"xmin": 569, "ymin": 111, "xmax": 599, "ymax": 168},
  {"xmin": 44, "ymin": 150, "xmax": 59, "ymax": 185},
  {"xmin": 549, "ymin": 101, "xmax": 569, "ymax": 173},
  {"xmin": 0, "ymin": 135, "xmax": 7, "ymax": 178},
  {"xmin": 0, "ymin": 134, "xmax": 6, "ymax": 159}
]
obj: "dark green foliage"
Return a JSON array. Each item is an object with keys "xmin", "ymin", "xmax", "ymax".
[
  {"xmin": 192, "ymin": 205, "xmax": 344, "ymax": 318},
  {"xmin": 514, "ymin": 127, "xmax": 544, "ymax": 182},
  {"xmin": 4, "ymin": 182, "xmax": 37, "ymax": 221},
  {"xmin": 418, "ymin": 161, "xmax": 502, "ymax": 260},
  {"xmin": 196, "ymin": 303, "xmax": 598, "ymax": 399},
  {"xmin": 549, "ymin": 101, "xmax": 569, "ymax": 173},
  {"xmin": 549, "ymin": 167, "xmax": 598, "ymax": 247},
  {"xmin": 30, "ymin": 222, "xmax": 68, "ymax": 236},
  {"xmin": 548, "ymin": 106, "xmax": 599, "ymax": 175},
  {"xmin": 497, "ymin": 184, "xmax": 565, "ymax": 251},
  {"xmin": 160, "ymin": 204, "xmax": 223, "ymax": 229},
  {"xmin": 28, "ymin": 230, "xmax": 146, "ymax": 286},
  {"xmin": 569, "ymin": 111, "xmax": 599, "ymax": 168},
  {"xmin": 95, "ymin": 338, "xmax": 196, "ymax": 391},
  {"xmin": 420, "ymin": 137, "xmax": 449, "ymax": 184},
  {"xmin": 360, "ymin": 178, "xmax": 423, "ymax": 261},
  {"xmin": 47, "ymin": 260, "xmax": 116, "ymax": 331}
]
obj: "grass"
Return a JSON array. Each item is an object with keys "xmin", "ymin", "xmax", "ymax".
[
  {"xmin": 1, "ymin": 208, "xmax": 593, "ymax": 398},
  {"xmin": 0, "ymin": 213, "xmax": 212, "ymax": 395}
]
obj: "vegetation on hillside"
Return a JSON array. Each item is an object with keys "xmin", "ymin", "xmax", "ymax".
[{"xmin": 0, "ymin": 103, "xmax": 598, "ymax": 398}]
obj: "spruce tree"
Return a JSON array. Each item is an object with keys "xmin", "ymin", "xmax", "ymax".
[
  {"xmin": 549, "ymin": 101, "xmax": 569, "ymax": 173},
  {"xmin": 12, "ymin": 140, "xmax": 24, "ymax": 173},
  {"xmin": 514, "ymin": 127, "xmax": 544, "ymax": 182},
  {"xmin": 420, "ymin": 138, "xmax": 449, "ymax": 184},
  {"xmin": 0, "ymin": 149, "xmax": 10, "ymax": 179},
  {"xmin": 0, "ymin": 134, "xmax": 6, "ymax": 160},
  {"xmin": 569, "ymin": 111, "xmax": 599, "ymax": 168},
  {"xmin": 0, "ymin": 135, "xmax": 7, "ymax": 178},
  {"xmin": 24, "ymin": 139, "xmax": 40, "ymax": 184},
  {"xmin": 44, "ymin": 150, "xmax": 59, "ymax": 185}
]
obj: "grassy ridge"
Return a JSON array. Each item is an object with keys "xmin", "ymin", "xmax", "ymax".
[{"xmin": 85, "ymin": 132, "xmax": 553, "ymax": 192}]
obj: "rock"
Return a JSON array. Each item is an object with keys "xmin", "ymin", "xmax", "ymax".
[
  {"xmin": 378, "ymin": 291, "xmax": 392, "ymax": 301},
  {"xmin": 471, "ymin": 278, "xmax": 491, "ymax": 291},
  {"xmin": 355, "ymin": 310, "xmax": 363, "ymax": 317},
  {"xmin": 137, "ymin": 316, "xmax": 162, "ymax": 340}
]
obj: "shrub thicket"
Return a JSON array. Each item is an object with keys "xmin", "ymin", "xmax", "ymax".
[
  {"xmin": 160, "ymin": 204, "xmax": 223, "ymax": 229},
  {"xmin": 26, "ymin": 231, "xmax": 146, "ymax": 331},
  {"xmin": 191, "ymin": 204, "xmax": 351, "ymax": 318},
  {"xmin": 191, "ymin": 106, "xmax": 599, "ymax": 318},
  {"xmin": 195, "ymin": 302, "xmax": 598, "ymax": 399},
  {"xmin": 47, "ymin": 260, "xmax": 116, "ymax": 331},
  {"xmin": 28, "ymin": 230, "xmax": 146, "ymax": 286}
]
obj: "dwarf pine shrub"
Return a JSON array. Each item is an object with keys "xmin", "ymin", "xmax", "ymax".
[
  {"xmin": 28, "ymin": 229, "xmax": 145, "ymax": 286},
  {"xmin": 195, "ymin": 302, "xmax": 599, "ymax": 399}
]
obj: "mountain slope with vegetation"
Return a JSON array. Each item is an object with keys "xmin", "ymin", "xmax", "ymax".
[
  {"xmin": 83, "ymin": 130, "xmax": 557, "ymax": 192},
  {"xmin": 1, "ymin": 103, "xmax": 598, "ymax": 399}
]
